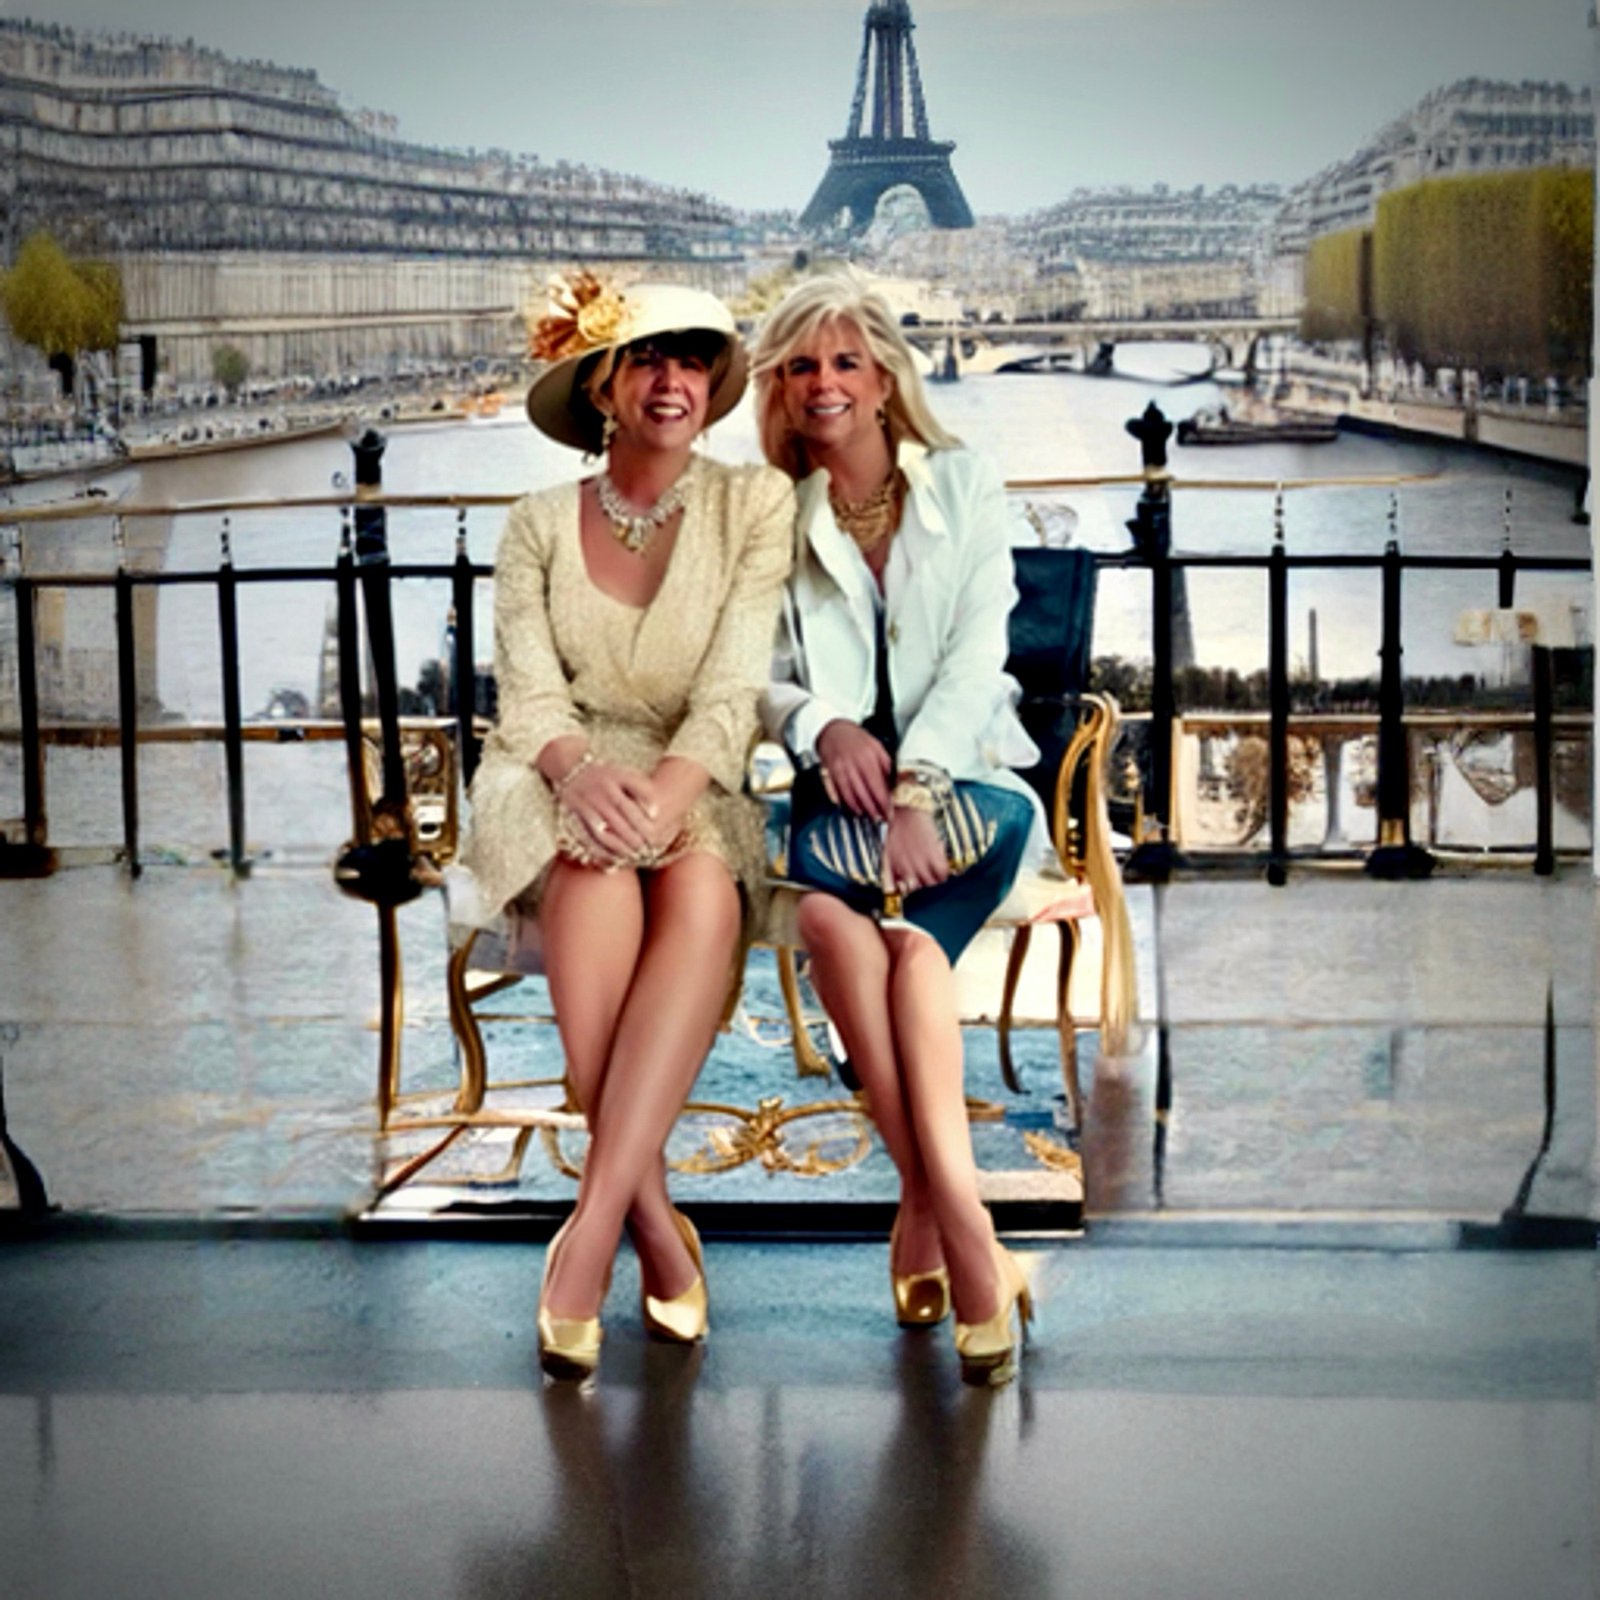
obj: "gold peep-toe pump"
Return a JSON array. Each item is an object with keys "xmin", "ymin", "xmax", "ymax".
[
  {"xmin": 538, "ymin": 1221, "xmax": 606, "ymax": 1383},
  {"xmin": 890, "ymin": 1211, "xmax": 951, "ymax": 1328},
  {"xmin": 954, "ymin": 1244, "xmax": 1033, "ymax": 1387},
  {"xmin": 641, "ymin": 1208, "xmax": 709, "ymax": 1345}
]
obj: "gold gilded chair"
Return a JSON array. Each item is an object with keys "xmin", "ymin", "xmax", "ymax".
[{"xmin": 345, "ymin": 700, "xmax": 1133, "ymax": 1198}]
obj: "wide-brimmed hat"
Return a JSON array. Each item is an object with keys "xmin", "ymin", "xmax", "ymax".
[{"xmin": 524, "ymin": 276, "xmax": 748, "ymax": 451}]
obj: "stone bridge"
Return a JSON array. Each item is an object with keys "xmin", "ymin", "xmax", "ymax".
[{"xmin": 904, "ymin": 317, "xmax": 1299, "ymax": 378}]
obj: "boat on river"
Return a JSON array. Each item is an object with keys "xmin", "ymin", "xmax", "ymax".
[{"xmin": 1177, "ymin": 406, "xmax": 1339, "ymax": 446}]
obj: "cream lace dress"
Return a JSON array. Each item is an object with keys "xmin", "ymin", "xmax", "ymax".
[{"xmin": 462, "ymin": 455, "xmax": 795, "ymax": 922}]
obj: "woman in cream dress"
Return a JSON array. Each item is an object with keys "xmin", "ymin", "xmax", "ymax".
[{"xmin": 465, "ymin": 278, "xmax": 793, "ymax": 1380}]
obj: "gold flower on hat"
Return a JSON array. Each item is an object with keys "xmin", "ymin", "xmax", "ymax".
[
  {"xmin": 576, "ymin": 295, "xmax": 627, "ymax": 346},
  {"xmin": 527, "ymin": 272, "xmax": 631, "ymax": 364}
]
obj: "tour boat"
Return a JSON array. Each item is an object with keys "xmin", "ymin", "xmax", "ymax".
[{"xmin": 1176, "ymin": 406, "xmax": 1339, "ymax": 446}]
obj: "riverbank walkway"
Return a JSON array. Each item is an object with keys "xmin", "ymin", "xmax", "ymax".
[{"xmin": 1, "ymin": 859, "xmax": 1596, "ymax": 1598}]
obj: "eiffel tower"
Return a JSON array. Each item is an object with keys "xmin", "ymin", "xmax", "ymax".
[{"xmin": 800, "ymin": 0, "xmax": 974, "ymax": 234}]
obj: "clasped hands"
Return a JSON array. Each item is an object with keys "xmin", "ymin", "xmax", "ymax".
[
  {"xmin": 548, "ymin": 747, "xmax": 692, "ymax": 869},
  {"xmin": 815, "ymin": 720, "xmax": 948, "ymax": 896}
]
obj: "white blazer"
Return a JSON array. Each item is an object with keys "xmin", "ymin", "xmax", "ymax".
[{"xmin": 762, "ymin": 441, "xmax": 1047, "ymax": 851}]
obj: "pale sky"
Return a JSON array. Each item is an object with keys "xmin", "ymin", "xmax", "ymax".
[{"xmin": 11, "ymin": 0, "xmax": 1595, "ymax": 214}]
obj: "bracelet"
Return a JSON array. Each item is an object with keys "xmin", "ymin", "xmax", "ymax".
[
  {"xmin": 550, "ymin": 749, "xmax": 596, "ymax": 798},
  {"xmin": 890, "ymin": 780, "xmax": 936, "ymax": 814},
  {"xmin": 894, "ymin": 763, "xmax": 952, "ymax": 812}
]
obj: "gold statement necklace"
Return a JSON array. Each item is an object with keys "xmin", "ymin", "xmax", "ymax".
[{"xmin": 829, "ymin": 469, "xmax": 905, "ymax": 555}]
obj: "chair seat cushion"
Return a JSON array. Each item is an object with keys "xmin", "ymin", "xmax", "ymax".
[
  {"xmin": 443, "ymin": 864, "xmax": 544, "ymax": 975},
  {"xmin": 990, "ymin": 868, "xmax": 1096, "ymax": 926}
]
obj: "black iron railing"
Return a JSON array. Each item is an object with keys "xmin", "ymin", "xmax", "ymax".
[
  {"xmin": 1, "ymin": 444, "xmax": 1591, "ymax": 887},
  {"xmin": 1108, "ymin": 532, "xmax": 1590, "ymax": 882}
]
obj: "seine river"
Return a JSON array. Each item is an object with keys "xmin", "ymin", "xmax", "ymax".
[{"xmin": 10, "ymin": 345, "xmax": 1591, "ymax": 855}]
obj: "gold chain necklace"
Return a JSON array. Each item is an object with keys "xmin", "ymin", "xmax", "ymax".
[{"xmin": 829, "ymin": 469, "xmax": 904, "ymax": 554}]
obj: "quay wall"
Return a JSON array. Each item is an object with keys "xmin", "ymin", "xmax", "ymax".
[{"xmin": 1283, "ymin": 377, "xmax": 1588, "ymax": 469}]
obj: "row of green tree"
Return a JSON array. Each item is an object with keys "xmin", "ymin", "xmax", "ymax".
[
  {"xmin": 1301, "ymin": 167, "xmax": 1593, "ymax": 380},
  {"xmin": 2, "ymin": 229, "xmax": 253, "ymax": 403},
  {"xmin": 0, "ymin": 232, "xmax": 123, "ymax": 393}
]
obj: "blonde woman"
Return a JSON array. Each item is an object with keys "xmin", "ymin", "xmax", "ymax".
[
  {"xmin": 754, "ymin": 277, "xmax": 1042, "ymax": 1386},
  {"xmin": 465, "ymin": 279, "xmax": 793, "ymax": 1381}
]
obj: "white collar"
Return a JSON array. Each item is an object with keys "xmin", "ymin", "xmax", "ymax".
[{"xmin": 895, "ymin": 440, "xmax": 948, "ymax": 539}]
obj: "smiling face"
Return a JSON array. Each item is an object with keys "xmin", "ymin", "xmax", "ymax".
[
  {"xmin": 601, "ymin": 334, "xmax": 716, "ymax": 458},
  {"xmin": 776, "ymin": 317, "xmax": 895, "ymax": 469}
]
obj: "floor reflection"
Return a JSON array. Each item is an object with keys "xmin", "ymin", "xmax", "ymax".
[{"xmin": 462, "ymin": 1339, "xmax": 1051, "ymax": 1600}]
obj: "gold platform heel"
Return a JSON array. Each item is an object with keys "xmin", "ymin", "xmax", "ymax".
[
  {"xmin": 641, "ymin": 1208, "xmax": 709, "ymax": 1345},
  {"xmin": 890, "ymin": 1211, "xmax": 951, "ymax": 1328},
  {"xmin": 538, "ymin": 1220, "xmax": 606, "ymax": 1383},
  {"xmin": 954, "ymin": 1244, "xmax": 1033, "ymax": 1387}
]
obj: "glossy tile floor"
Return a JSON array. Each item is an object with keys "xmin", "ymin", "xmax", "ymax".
[
  {"xmin": 0, "ymin": 864, "xmax": 1593, "ymax": 1223},
  {"xmin": 2, "ymin": 1235, "xmax": 1596, "ymax": 1600},
  {"xmin": 1, "ymin": 861, "xmax": 1597, "ymax": 1597}
]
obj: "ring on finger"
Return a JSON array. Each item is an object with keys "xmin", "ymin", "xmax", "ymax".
[{"xmin": 594, "ymin": 817, "xmax": 610, "ymax": 835}]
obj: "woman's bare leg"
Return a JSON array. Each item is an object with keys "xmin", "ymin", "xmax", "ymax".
[
  {"xmin": 881, "ymin": 927, "xmax": 1003, "ymax": 1323},
  {"xmin": 540, "ymin": 852, "xmax": 741, "ymax": 1320},
  {"xmin": 540, "ymin": 859, "xmax": 683, "ymax": 1297},
  {"xmin": 797, "ymin": 894, "xmax": 941, "ymax": 1277}
]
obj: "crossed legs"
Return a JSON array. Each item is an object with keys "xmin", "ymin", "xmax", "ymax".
[
  {"xmin": 797, "ymin": 893, "xmax": 1003, "ymax": 1324},
  {"xmin": 539, "ymin": 852, "xmax": 741, "ymax": 1320}
]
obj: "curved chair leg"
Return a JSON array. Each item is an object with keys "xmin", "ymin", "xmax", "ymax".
[
  {"xmin": 376, "ymin": 903, "xmax": 404, "ymax": 1130},
  {"xmin": 776, "ymin": 946, "xmax": 832, "ymax": 1079},
  {"xmin": 1099, "ymin": 890, "xmax": 1139, "ymax": 1061},
  {"xmin": 446, "ymin": 932, "xmax": 489, "ymax": 1115},
  {"xmin": 376, "ymin": 1125, "xmax": 468, "ymax": 1200},
  {"xmin": 1079, "ymin": 694, "xmax": 1138, "ymax": 1057},
  {"xmin": 997, "ymin": 923, "xmax": 1033, "ymax": 1095},
  {"xmin": 1056, "ymin": 921, "xmax": 1083, "ymax": 1131}
]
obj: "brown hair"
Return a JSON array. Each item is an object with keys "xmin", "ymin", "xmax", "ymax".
[{"xmin": 577, "ymin": 329, "xmax": 734, "ymax": 451}]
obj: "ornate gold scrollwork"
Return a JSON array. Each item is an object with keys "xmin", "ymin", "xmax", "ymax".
[
  {"xmin": 1022, "ymin": 1130, "xmax": 1084, "ymax": 1178},
  {"xmin": 360, "ymin": 720, "xmax": 459, "ymax": 864},
  {"xmin": 538, "ymin": 1123, "xmax": 585, "ymax": 1182},
  {"xmin": 537, "ymin": 1094, "xmax": 874, "ymax": 1182},
  {"xmin": 680, "ymin": 1095, "xmax": 873, "ymax": 1177}
]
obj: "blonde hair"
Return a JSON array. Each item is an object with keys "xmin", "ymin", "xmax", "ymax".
[{"xmin": 751, "ymin": 275, "xmax": 960, "ymax": 479}]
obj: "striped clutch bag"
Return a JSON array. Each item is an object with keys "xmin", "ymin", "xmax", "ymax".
[{"xmin": 801, "ymin": 786, "xmax": 996, "ymax": 891}]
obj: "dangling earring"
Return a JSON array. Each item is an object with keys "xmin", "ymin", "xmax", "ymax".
[
  {"xmin": 601, "ymin": 413, "xmax": 618, "ymax": 447},
  {"xmin": 876, "ymin": 406, "xmax": 888, "ymax": 427}
]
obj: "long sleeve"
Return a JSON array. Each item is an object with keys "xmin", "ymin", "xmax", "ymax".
[
  {"xmin": 762, "ymin": 588, "xmax": 859, "ymax": 763},
  {"xmin": 666, "ymin": 467, "xmax": 796, "ymax": 791},
  {"xmin": 897, "ymin": 453, "xmax": 1022, "ymax": 775},
  {"xmin": 483, "ymin": 493, "xmax": 584, "ymax": 768}
]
